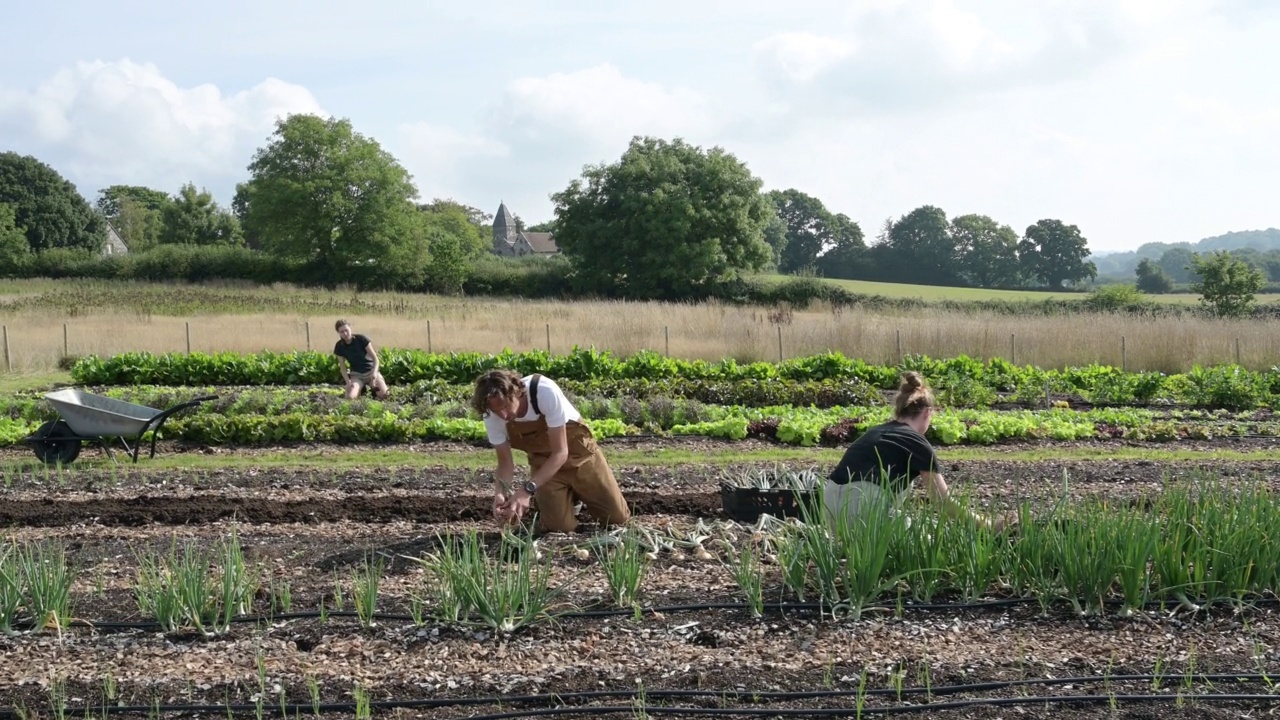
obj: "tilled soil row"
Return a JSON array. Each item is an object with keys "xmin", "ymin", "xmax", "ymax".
[
  {"xmin": 0, "ymin": 489, "xmax": 723, "ymax": 527},
  {"xmin": 2, "ymin": 457, "xmax": 1279, "ymax": 528}
]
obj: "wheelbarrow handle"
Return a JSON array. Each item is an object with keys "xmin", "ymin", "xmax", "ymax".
[{"xmin": 140, "ymin": 395, "xmax": 219, "ymax": 460}]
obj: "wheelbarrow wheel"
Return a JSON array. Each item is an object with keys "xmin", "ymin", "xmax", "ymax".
[{"xmin": 31, "ymin": 420, "xmax": 82, "ymax": 465}]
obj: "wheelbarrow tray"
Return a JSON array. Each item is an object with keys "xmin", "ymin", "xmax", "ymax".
[
  {"xmin": 25, "ymin": 389, "xmax": 217, "ymax": 465},
  {"xmin": 43, "ymin": 388, "xmax": 161, "ymax": 438}
]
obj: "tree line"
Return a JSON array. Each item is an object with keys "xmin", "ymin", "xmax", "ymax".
[{"xmin": 0, "ymin": 112, "xmax": 1219, "ymax": 305}]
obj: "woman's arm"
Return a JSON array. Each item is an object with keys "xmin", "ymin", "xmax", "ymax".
[{"xmin": 919, "ymin": 471, "xmax": 1007, "ymax": 530}]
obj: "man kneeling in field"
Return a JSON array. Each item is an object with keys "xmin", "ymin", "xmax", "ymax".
[
  {"xmin": 333, "ymin": 319, "xmax": 389, "ymax": 400},
  {"xmin": 472, "ymin": 369, "xmax": 630, "ymax": 533}
]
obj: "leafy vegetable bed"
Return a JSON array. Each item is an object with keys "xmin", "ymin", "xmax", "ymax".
[
  {"xmin": 70, "ymin": 348, "xmax": 1280, "ymax": 411},
  {"xmin": 4, "ymin": 385, "xmax": 1274, "ymax": 448}
]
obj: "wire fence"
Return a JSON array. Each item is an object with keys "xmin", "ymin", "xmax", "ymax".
[{"xmin": 0, "ymin": 316, "xmax": 1272, "ymax": 375}]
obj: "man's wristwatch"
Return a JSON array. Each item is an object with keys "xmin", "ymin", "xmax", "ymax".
[{"xmin": 521, "ymin": 480, "xmax": 538, "ymax": 495}]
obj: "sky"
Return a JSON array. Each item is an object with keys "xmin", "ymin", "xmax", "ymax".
[{"xmin": 1, "ymin": 0, "xmax": 1277, "ymax": 254}]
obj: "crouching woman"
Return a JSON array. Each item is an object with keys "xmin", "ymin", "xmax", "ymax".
[
  {"xmin": 825, "ymin": 371, "xmax": 1007, "ymax": 531},
  {"xmin": 471, "ymin": 369, "xmax": 631, "ymax": 533}
]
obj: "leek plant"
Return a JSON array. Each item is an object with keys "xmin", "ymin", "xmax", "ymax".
[
  {"xmin": 353, "ymin": 553, "xmax": 383, "ymax": 629},
  {"xmin": 17, "ymin": 541, "xmax": 72, "ymax": 632},
  {"xmin": 595, "ymin": 528, "xmax": 650, "ymax": 608},
  {"xmin": 0, "ymin": 543, "xmax": 21, "ymax": 633},
  {"xmin": 417, "ymin": 529, "xmax": 565, "ymax": 632},
  {"xmin": 133, "ymin": 529, "xmax": 253, "ymax": 635},
  {"xmin": 725, "ymin": 545, "xmax": 764, "ymax": 618},
  {"xmin": 890, "ymin": 503, "xmax": 949, "ymax": 602}
]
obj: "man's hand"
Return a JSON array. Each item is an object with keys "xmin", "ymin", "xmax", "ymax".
[
  {"xmin": 991, "ymin": 511, "xmax": 1019, "ymax": 533},
  {"xmin": 492, "ymin": 491, "xmax": 512, "ymax": 522},
  {"xmin": 504, "ymin": 490, "xmax": 533, "ymax": 523}
]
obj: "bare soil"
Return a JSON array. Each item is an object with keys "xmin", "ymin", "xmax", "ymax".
[{"xmin": 2, "ymin": 453, "xmax": 1279, "ymax": 718}]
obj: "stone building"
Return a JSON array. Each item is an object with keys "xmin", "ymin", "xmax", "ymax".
[
  {"xmin": 491, "ymin": 201, "xmax": 559, "ymax": 257},
  {"xmin": 103, "ymin": 222, "xmax": 129, "ymax": 256}
]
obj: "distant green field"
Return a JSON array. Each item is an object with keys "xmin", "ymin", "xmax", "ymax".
[{"xmin": 757, "ymin": 274, "xmax": 1279, "ymax": 306}]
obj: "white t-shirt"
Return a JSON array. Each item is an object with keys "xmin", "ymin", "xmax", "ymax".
[{"xmin": 483, "ymin": 375, "xmax": 582, "ymax": 446}]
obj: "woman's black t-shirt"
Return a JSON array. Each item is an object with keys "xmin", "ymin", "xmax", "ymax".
[
  {"xmin": 828, "ymin": 421, "xmax": 941, "ymax": 493},
  {"xmin": 334, "ymin": 334, "xmax": 374, "ymax": 374}
]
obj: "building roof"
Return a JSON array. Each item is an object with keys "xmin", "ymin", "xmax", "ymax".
[
  {"xmin": 519, "ymin": 231, "xmax": 559, "ymax": 253},
  {"xmin": 494, "ymin": 201, "xmax": 516, "ymax": 232}
]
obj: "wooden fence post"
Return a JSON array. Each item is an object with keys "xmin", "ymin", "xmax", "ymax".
[
  {"xmin": 546, "ymin": 323, "xmax": 551, "ymax": 355},
  {"xmin": 1010, "ymin": 333, "xmax": 1015, "ymax": 365},
  {"xmin": 305, "ymin": 321, "xmax": 311, "ymax": 351},
  {"xmin": 896, "ymin": 329, "xmax": 902, "ymax": 361},
  {"xmin": 664, "ymin": 326, "xmax": 669, "ymax": 356},
  {"xmin": 63, "ymin": 323, "xmax": 69, "ymax": 358},
  {"xmin": 777, "ymin": 326, "xmax": 783, "ymax": 362},
  {"xmin": 427, "ymin": 321, "xmax": 432, "ymax": 353},
  {"xmin": 1121, "ymin": 336, "xmax": 1126, "ymax": 372},
  {"xmin": 2, "ymin": 326, "xmax": 9, "ymax": 372},
  {"xmin": 185, "ymin": 322, "xmax": 191, "ymax": 354}
]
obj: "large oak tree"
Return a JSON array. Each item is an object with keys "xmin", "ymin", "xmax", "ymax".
[{"xmin": 551, "ymin": 136, "xmax": 773, "ymax": 299}]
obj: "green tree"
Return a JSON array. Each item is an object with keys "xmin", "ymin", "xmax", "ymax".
[
  {"xmin": 951, "ymin": 214, "xmax": 1021, "ymax": 288},
  {"xmin": 768, "ymin": 188, "xmax": 849, "ymax": 274},
  {"xmin": 96, "ymin": 184, "xmax": 171, "ymax": 217},
  {"xmin": 1086, "ymin": 283, "xmax": 1144, "ymax": 311},
  {"xmin": 882, "ymin": 205, "xmax": 957, "ymax": 285},
  {"xmin": 550, "ymin": 136, "xmax": 772, "ymax": 299},
  {"xmin": 96, "ymin": 184, "xmax": 171, "ymax": 253},
  {"xmin": 419, "ymin": 199, "xmax": 492, "ymax": 228},
  {"xmin": 816, "ymin": 213, "xmax": 869, "ymax": 279},
  {"xmin": 0, "ymin": 203, "xmax": 31, "ymax": 273},
  {"xmin": 1019, "ymin": 219, "xmax": 1096, "ymax": 289},
  {"xmin": 1156, "ymin": 246, "xmax": 1196, "ymax": 284},
  {"xmin": 158, "ymin": 183, "xmax": 243, "ymax": 246},
  {"xmin": 235, "ymin": 114, "xmax": 428, "ymax": 288},
  {"xmin": 1190, "ymin": 250, "xmax": 1264, "ymax": 317},
  {"xmin": 109, "ymin": 197, "xmax": 164, "ymax": 253},
  {"xmin": 1134, "ymin": 258, "xmax": 1174, "ymax": 294},
  {"xmin": 761, "ymin": 211, "xmax": 788, "ymax": 270},
  {"xmin": 418, "ymin": 203, "xmax": 488, "ymax": 293},
  {"xmin": 0, "ymin": 152, "xmax": 105, "ymax": 253}
]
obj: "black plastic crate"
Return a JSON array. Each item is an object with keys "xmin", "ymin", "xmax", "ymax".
[{"xmin": 719, "ymin": 482, "xmax": 817, "ymax": 522}]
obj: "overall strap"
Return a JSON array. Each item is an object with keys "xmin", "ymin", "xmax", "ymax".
[{"xmin": 529, "ymin": 374, "xmax": 544, "ymax": 416}]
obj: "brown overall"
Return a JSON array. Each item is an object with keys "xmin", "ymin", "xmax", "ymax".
[{"xmin": 505, "ymin": 376, "xmax": 630, "ymax": 533}]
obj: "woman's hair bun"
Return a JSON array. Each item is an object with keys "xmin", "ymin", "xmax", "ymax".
[{"xmin": 899, "ymin": 371, "xmax": 926, "ymax": 392}]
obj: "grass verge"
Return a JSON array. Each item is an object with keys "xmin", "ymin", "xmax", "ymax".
[{"xmin": 2, "ymin": 442, "xmax": 1279, "ymax": 474}]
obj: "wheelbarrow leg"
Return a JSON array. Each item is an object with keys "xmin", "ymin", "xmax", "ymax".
[
  {"xmin": 116, "ymin": 436, "xmax": 142, "ymax": 463},
  {"xmin": 99, "ymin": 439, "xmax": 119, "ymax": 465}
]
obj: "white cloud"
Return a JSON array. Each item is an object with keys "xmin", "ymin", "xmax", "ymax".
[
  {"xmin": 753, "ymin": 32, "xmax": 854, "ymax": 83},
  {"xmin": 754, "ymin": 1, "xmax": 1131, "ymax": 114},
  {"xmin": 0, "ymin": 59, "xmax": 324, "ymax": 201},
  {"xmin": 393, "ymin": 63, "xmax": 728, "ymax": 218},
  {"xmin": 492, "ymin": 64, "xmax": 720, "ymax": 148}
]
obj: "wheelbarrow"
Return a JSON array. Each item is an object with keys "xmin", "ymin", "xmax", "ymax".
[{"xmin": 23, "ymin": 389, "xmax": 217, "ymax": 465}]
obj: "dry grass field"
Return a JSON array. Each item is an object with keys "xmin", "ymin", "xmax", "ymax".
[{"xmin": 1, "ymin": 279, "xmax": 1278, "ymax": 373}]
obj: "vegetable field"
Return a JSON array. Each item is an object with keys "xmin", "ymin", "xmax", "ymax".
[{"xmin": 1, "ymin": 348, "xmax": 1278, "ymax": 719}]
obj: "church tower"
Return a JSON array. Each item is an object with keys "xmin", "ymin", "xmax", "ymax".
[{"xmin": 493, "ymin": 201, "xmax": 517, "ymax": 253}]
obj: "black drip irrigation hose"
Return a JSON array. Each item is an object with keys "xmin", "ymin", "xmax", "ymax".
[
  {"xmin": 12, "ymin": 595, "xmax": 1279, "ymax": 631},
  {"xmin": 8, "ymin": 675, "xmax": 1279, "ymax": 719}
]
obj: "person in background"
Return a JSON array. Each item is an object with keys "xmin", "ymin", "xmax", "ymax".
[
  {"xmin": 333, "ymin": 319, "xmax": 389, "ymax": 400},
  {"xmin": 825, "ymin": 371, "xmax": 1009, "ymax": 531},
  {"xmin": 471, "ymin": 369, "xmax": 630, "ymax": 533}
]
